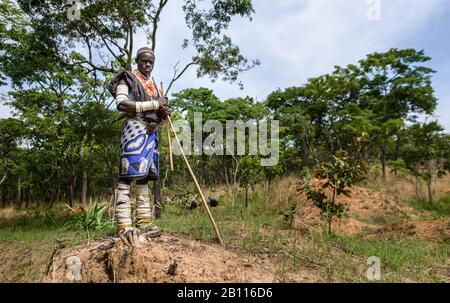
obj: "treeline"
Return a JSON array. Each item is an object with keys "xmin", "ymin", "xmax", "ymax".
[
  {"xmin": 0, "ymin": 0, "xmax": 259, "ymax": 208},
  {"xmin": 1, "ymin": 48, "xmax": 450, "ymax": 207},
  {"xmin": 1, "ymin": 2, "xmax": 449, "ymax": 208}
]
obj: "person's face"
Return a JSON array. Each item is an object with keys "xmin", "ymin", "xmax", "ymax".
[{"xmin": 137, "ymin": 52, "xmax": 155, "ymax": 77}]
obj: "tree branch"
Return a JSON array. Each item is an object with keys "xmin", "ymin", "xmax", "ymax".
[
  {"xmin": 68, "ymin": 60, "xmax": 117, "ymax": 74},
  {"xmin": 91, "ymin": 17, "xmax": 129, "ymax": 67},
  {"xmin": 0, "ymin": 160, "xmax": 7, "ymax": 186},
  {"xmin": 151, "ymin": 0, "xmax": 168, "ymax": 51},
  {"xmin": 166, "ymin": 59, "xmax": 199, "ymax": 95}
]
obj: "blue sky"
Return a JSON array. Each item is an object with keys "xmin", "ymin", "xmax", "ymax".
[{"xmin": 1, "ymin": 0, "xmax": 450, "ymax": 131}]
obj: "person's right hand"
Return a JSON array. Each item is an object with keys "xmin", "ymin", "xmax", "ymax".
[{"xmin": 157, "ymin": 96, "xmax": 171, "ymax": 117}]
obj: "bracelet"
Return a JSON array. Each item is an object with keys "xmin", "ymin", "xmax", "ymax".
[
  {"xmin": 135, "ymin": 101, "xmax": 159, "ymax": 113},
  {"xmin": 115, "ymin": 84, "xmax": 129, "ymax": 105}
]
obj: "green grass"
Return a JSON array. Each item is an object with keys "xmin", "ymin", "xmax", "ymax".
[
  {"xmin": 155, "ymin": 191, "xmax": 283, "ymax": 246},
  {"xmin": 407, "ymin": 196, "xmax": 450, "ymax": 219},
  {"xmin": 1, "ymin": 185, "xmax": 449, "ymax": 282},
  {"xmin": 0, "ymin": 204, "xmax": 115, "ymax": 282},
  {"xmin": 155, "ymin": 190, "xmax": 450, "ymax": 282},
  {"xmin": 331, "ymin": 235, "xmax": 450, "ymax": 282}
]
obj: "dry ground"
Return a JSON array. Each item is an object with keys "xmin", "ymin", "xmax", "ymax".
[{"xmin": 1, "ymin": 171, "xmax": 449, "ymax": 282}]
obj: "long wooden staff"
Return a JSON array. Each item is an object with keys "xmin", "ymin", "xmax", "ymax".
[
  {"xmin": 152, "ymin": 78, "xmax": 224, "ymax": 246},
  {"xmin": 160, "ymin": 81, "xmax": 174, "ymax": 172}
]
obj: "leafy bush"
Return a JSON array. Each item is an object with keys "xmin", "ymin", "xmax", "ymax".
[
  {"xmin": 298, "ymin": 150, "xmax": 369, "ymax": 235},
  {"xmin": 65, "ymin": 202, "xmax": 113, "ymax": 235}
]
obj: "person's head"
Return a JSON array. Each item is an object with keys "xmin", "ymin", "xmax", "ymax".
[{"xmin": 136, "ymin": 47, "xmax": 155, "ymax": 77}]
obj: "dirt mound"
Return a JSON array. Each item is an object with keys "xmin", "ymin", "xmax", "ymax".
[
  {"xmin": 293, "ymin": 181, "xmax": 450, "ymax": 241},
  {"xmin": 415, "ymin": 220, "xmax": 450, "ymax": 242},
  {"xmin": 42, "ymin": 233, "xmax": 314, "ymax": 283},
  {"xmin": 342, "ymin": 186, "xmax": 414, "ymax": 219},
  {"xmin": 295, "ymin": 182, "xmax": 409, "ymax": 230}
]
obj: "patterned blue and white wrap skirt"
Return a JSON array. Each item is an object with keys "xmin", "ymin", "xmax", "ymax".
[{"xmin": 119, "ymin": 118, "xmax": 159, "ymax": 180}]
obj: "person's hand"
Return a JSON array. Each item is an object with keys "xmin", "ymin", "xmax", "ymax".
[
  {"xmin": 157, "ymin": 96, "xmax": 168, "ymax": 107},
  {"xmin": 157, "ymin": 96, "xmax": 171, "ymax": 118}
]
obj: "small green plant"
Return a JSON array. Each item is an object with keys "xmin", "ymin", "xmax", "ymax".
[
  {"xmin": 64, "ymin": 202, "xmax": 113, "ymax": 238},
  {"xmin": 299, "ymin": 150, "xmax": 369, "ymax": 235},
  {"xmin": 280, "ymin": 201, "xmax": 298, "ymax": 229}
]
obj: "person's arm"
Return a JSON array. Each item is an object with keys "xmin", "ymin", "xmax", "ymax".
[{"xmin": 115, "ymin": 79, "xmax": 160, "ymax": 113}]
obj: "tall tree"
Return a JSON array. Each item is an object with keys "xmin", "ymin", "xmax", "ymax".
[
  {"xmin": 358, "ymin": 48, "xmax": 437, "ymax": 180},
  {"xmin": 0, "ymin": 0, "xmax": 260, "ymax": 209},
  {"xmin": 5, "ymin": 0, "xmax": 259, "ymax": 89}
]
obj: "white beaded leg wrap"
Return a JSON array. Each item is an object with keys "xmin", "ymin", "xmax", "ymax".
[
  {"xmin": 115, "ymin": 183, "xmax": 132, "ymax": 230},
  {"xmin": 135, "ymin": 184, "xmax": 152, "ymax": 227}
]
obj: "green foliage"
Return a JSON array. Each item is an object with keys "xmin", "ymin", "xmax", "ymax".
[
  {"xmin": 64, "ymin": 202, "xmax": 113, "ymax": 234},
  {"xmin": 401, "ymin": 121, "xmax": 450, "ymax": 203},
  {"xmin": 299, "ymin": 150, "xmax": 370, "ymax": 235},
  {"xmin": 408, "ymin": 196, "xmax": 450, "ymax": 218},
  {"xmin": 279, "ymin": 201, "xmax": 298, "ymax": 229},
  {"xmin": 0, "ymin": 1, "xmax": 260, "ymax": 208},
  {"xmin": 1, "ymin": 176, "xmax": 449, "ymax": 282},
  {"xmin": 266, "ymin": 48, "xmax": 437, "ymax": 175},
  {"xmin": 2, "ymin": 0, "xmax": 258, "ymax": 86},
  {"xmin": 238, "ymin": 156, "xmax": 264, "ymax": 189},
  {"xmin": 0, "ymin": 0, "xmax": 446, "ymax": 218}
]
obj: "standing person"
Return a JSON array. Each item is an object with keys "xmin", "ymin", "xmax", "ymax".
[{"xmin": 108, "ymin": 47, "xmax": 170, "ymax": 245}]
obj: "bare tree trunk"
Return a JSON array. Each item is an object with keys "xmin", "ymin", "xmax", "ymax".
[
  {"xmin": 427, "ymin": 161, "xmax": 433, "ymax": 204},
  {"xmin": 70, "ymin": 170, "xmax": 77, "ymax": 207},
  {"xmin": 268, "ymin": 174, "xmax": 273, "ymax": 190},
  {"xmin": 200, "ymin": 154, "xmax": 207, "ymax": 186},
  {"xmin": 79, "ymin": 133, "xmax": 89, "ymax": 206},
  {"xmin": 427, "ymin": 180, "xmax": 433, "ymax": 204},
  {"xmin": 303, "ymin": 129, "xmax": 309, "ymax": 167},
  {"xmin": 223, "ymin": 156, "xmax": 230, "ymax": 187},
  {"xmin": 17, "ymin": 175, "xmax": 21, "ymax": 207},
  {"xmin": 380, "ymin": 141, "xmax": 386, "ymax": 181},
  {"xmin": 82, "ymin": 170, "xmax": 88, "ymax": 205},
  {"xmin": 2, "ymin": 188, "xmax": 7, "ymax": 208},
  {"xmin": 29, "ymin": 173, "xmax": 33, "ymax": 207},
  {"xmin": 56, "ymin": 178, "xmax": 61, "ymax": 205},
  {"xmin": 244, "ymin": 187, "xmax": 249, "ymax": 208},
  {"xmin": 414, "ymin": 174, "xmax": 420, "ymax": 201},
  {"xmin": 231, "ymin": 157, "xmax": 239, "ymax": 207},
  {"xmin": 393, "ymin": 136, "xmax": 401, "ymax": 176}
]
